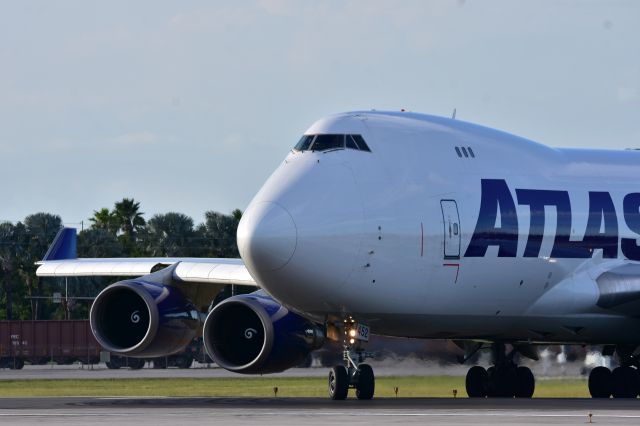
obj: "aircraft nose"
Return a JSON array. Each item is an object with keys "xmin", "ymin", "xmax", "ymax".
[{"xmin": 237, "ymin": 201, "xmax": 297, "ymax": 272}]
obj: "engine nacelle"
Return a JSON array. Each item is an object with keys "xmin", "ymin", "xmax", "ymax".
[
  {"xmin": 203, "ymin": 293, "xmax": 324, "ymax": 374},
  {"xmin": 90, "ymin": 279, "xmax": 199, "ymax": 357}
]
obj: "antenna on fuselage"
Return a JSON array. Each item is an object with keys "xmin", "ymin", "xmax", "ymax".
[{"xmin": 451, "ymin": 108, "xmax": 457, "ymax": 119}]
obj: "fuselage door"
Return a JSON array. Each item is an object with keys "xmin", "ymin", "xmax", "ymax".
[{"xmin": 440, "ymin": 200, "xmax": 461, "ymax": 259}]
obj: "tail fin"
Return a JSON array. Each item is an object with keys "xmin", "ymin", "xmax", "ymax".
[{"xmin": 42, "ymin": 228, "xmax": 77, "ymax": 261}]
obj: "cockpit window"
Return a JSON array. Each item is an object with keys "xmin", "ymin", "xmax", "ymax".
[
  {"xmin": 310, "ymin": 134, "xmax": 344, "ymax": 151},
  {"xmin": 294, "ymin": 134, "xmax": 371, "ymax": 153},
  {"xmin": 294, "ymin": 135, "xmax": 315, "ymax": 151},
  {"xmin": 346, "ymin": 135, "xmax": 358, "ymax": 150},
  {"xmin": 351, "ymin": 134, "xmax": 371, "ymax": 152}
]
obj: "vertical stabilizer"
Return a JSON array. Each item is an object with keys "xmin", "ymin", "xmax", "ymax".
[{"xmin": 42, "ymin": 228, "xmax": 77, "ymax": 261}]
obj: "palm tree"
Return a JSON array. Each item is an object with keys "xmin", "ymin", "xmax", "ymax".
[
  {"xmin": 146, "ymin": 212, "xmax": 195, "ymax": 256},
  {"xmin": 89, "ymin": 208, "xmax": 118, "ymax": 235},
  {"xmin": 113, "ymin": 198, "xmax": 146, "ymax": 239},
  {"xmin": 199, "ymin": 210, "xmax": 240, "ymax": 257},
  {"xmin": 78, "ymin": 228, "xmax": 124, "ymax": 258}
]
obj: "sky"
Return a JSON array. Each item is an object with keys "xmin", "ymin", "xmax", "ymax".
[{"xmin": 1, "ymin": 0, "xmax": 639, "ymax": 226}]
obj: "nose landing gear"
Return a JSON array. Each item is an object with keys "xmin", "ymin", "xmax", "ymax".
[
  {"xmin": 328, "ymin": 348, "xmax": 375, "ymax": 400},
  {"xmin": 328, "ymin": 321, "xmax": 375, "ymax": 400}
]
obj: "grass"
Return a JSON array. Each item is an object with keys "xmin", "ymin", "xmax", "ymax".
[{"xmin": 0, "ymin": 376, "xmax": 591, "ymax": 398}]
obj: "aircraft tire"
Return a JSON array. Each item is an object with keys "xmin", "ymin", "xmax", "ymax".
[
  {"xmin": 611, "ymin": 366, "xmax": 639, "ymax": 398},
  {"xmin": 487, "ymin": 366, "xmax": 516, "ymax": 397},
  {"xmin": 514, "ymin": 366, "xmax": 535, "ymax": 398},
  {"xmin": 465, "ymin": 366, "xmax": 488, "ymax": 397},
  {"xmin": 588, "ymin": 366, "xmax": 612, "ymax": 398},
  {"xmin": 355, "ymin": 364, "xmax": 375, "ymax": 400},
  {"xmin": 329, "ymin": 365, "xmax": 349, "ymax": 400}
]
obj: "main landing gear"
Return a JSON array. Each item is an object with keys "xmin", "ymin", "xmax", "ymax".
[
  {"xmin": 465, "ymin": 343, "xmax": 535, "ymax": 398},
  {"xmin": 588, "ymin": 348, "xmax": 640, "ymax": 398},
  {"xmin": 328, "ymin": 321, "xmax": 375, "ymax": 400}
]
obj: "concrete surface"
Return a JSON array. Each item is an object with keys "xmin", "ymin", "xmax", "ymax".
[{"xmin": 0, "ymin": 397, "xmax": 638, "ymax": 426}]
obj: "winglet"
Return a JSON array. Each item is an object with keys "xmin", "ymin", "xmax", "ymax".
[{"xmin": 42, "ymin": 228, "xmax": 77, "ymax": 261}]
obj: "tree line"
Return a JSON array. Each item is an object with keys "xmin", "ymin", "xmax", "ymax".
[{"xmin": 0, "ymin": 198, "xmax": 242, "ymax": 321}]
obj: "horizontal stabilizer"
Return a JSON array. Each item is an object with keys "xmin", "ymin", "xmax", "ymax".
[{"xmin": 42, "ymin": 228, "xmax": 77, "ymax": 261}]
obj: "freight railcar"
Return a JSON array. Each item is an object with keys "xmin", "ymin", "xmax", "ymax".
[{"xmin": 0, "ymin": 320, "xmax": 204, "ymax": 370}]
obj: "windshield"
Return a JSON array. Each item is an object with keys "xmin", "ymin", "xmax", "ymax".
[{"xmin": 293, "ymin": 134, "xmax": 371, "ymax": 153}]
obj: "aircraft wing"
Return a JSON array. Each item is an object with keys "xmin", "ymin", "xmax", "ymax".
[{"xmin": 35, "ymin": 228, "xmax": 257, "ymax": 287}]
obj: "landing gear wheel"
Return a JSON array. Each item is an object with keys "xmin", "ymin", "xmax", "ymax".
[
  {"xmin": 329, "ymin": 365, "xmax": 349, "ymax": 400},
  {"xmin": 588, "ymin": 366, "xmax": 612, "ymax": 398},
  {"xmin": 611, "ymin": 366, "xmax": 639, "ymax": 398},
  {"xmin": 515, "ymin": 366, "xmax": 535, "ymax": 398},
  {"xmin": 487, "ymin": 366, "xmax": 516, "ymax": 397},
  {"xmin": 465, "ymin": 366, "xmax": 488, "ymax": 397},
  {"xmin": 355, "ymin": 364, "xmax": 375, "ymax": 400}
]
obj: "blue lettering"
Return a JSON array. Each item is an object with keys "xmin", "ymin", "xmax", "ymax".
[
  {"xmin": 466, "ymin": 182, "xmax": 624, "ymax": 259},
  {"xmin": 465, "ymin": 179, "xmax": 518, "ymax": 257},
  {"xmin": 621, "ymin": 193, "xmax": 640, "ymax": 260},
  {"xmin": 581, "ymin": 192, "xmax": 618, "ymax": 258},
  {"xmin": 515, "ymin": 189, "xmax": 578, "ymax": 257}
]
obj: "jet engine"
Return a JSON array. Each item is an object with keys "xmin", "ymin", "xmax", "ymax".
[
  {"xmin": 203, "ymin": 292, "xmax": 324, "ymax": 374},
  {"xmin": 90, "ymin": 278, "xmax": 199, "ymax": 357}
]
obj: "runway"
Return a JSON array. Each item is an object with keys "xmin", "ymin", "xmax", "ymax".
[{"xmin": 1, "ymin": 397, "xmax": 639, "ymax": 426}]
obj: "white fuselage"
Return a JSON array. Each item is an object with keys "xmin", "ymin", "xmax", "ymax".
[{"xmin": 237, "ymin": 111, "xmax": 640, "ymax": 346}]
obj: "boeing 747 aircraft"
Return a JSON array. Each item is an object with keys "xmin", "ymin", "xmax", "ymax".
[{"xmin": 37, "ymin": 111, "xmax": 640, "ymax": 400}]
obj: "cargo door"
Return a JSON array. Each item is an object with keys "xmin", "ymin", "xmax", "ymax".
[{"xmin": 441, "ymin": 200, "xmax": 461, "ymax": 259}]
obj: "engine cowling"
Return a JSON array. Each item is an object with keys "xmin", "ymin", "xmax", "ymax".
[
  {"xmin": 90, "ymin": 279, "xmax": 199, "ymax": 357},
  {"xmin": 203, "ymin": 292, "xmax": 324, "ymax": 374}
]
